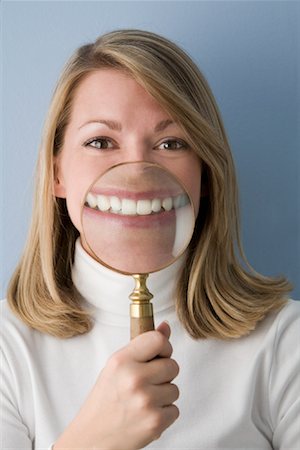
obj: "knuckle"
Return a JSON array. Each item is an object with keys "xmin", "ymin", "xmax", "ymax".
[
  {"xmin": 167, "ymin": 404, "xmax": 180, "ymax": 424},
  {"xmin": 126, "ymin": 373, "xmax": 142, "ymax": 393},
  {"xmin": 170, "ymin": 358, "xmax": 180, "ymax": 377},
  {"xmin": 164, "ymin": 358, "xmax": 179, "ymax": 379},
  {"xmin": 153, "ymin": 330, "xmax": 166, "ymax": 348},
  {"xmin": 137, "ymin": 391, "xmax": 152, "ymax": 410},
  {"xmin": 171, "ymin": 383, "xmax": 180, "ymax": 401},
  {"xmin": 164, "ymin": 341, "xmax": 173, "ymax": 357},
  {"xmin": 173, "ymin": 404, "xmax": 180, "ymax": 420},
  {"xmin": 107, "ymin": 351, "xmax": 125, "ymax": 371},
  {"xmin": 147, "ymin": 410, "xmax": 164, "ymax": 435}
]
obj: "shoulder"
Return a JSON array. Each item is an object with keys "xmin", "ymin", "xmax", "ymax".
[
  {"xmin": 1, "ymin": 298, "xmax": 67, "ymax": 391},
  {"xmin": 276, "ymin": 298, "xmax": 300, "ymax": 319},
  {"xmin": 253, "ymin": 299, "xmax": 300, "ymax": 339},
  {"xmin": 265, "ymin": 300, "xmax": 300, "ymax": 445},
  {"xmin": 219, "ymin": 300, "xmax": 300, "ymax": 365},
  {"xmin": 251, "ymin": 299, "xmax": 300, "ymax": 357},
  {"xmin": 0, "ymin": 299, "xmax": 38, "ymax": 397},
  {"xmin": 268, "ymin": 299, "xmax": 300, "ymax": 339},
  {"xmin": 1, "ymin": 299, "xmax": 38, "ymax": 363},
  {"xmin": 268, "ymin": 299, "xmax": 300, "ymax": 359},
  {"xmin": 263, "ymin": 300, "xmax": 300, "ymax": 400},
  {"xmin": 0, "ymin": 298, "xmax": 59, "ymax": 359},
  {"xmin": 1, "ymin": 298, "xmax": 27, "ymax": 334},
  {"xmin": 1, "ymin": 298, "xmax": 34, "ymax": 340}
]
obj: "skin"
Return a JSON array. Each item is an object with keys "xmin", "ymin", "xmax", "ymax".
[
  {"xmin": 53, "ymin": 69, "xmax": 201, "ymax": 449},
  {"xmin": 54, "ymin": 322, "xmax": 180, "ymax": 449},
  {"xmin": 54, "ymin": 69, "xmax": 201, "ymax": 237}
]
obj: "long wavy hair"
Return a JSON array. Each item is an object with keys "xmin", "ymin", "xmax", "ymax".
[{"xmin": 7, "ymin": 29, "xmax": 292, "ymax": 339}]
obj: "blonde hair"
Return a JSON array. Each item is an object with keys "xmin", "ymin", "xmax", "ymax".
[{"xmin": 7, "ymin": 29, "xmax": 292, "ymax": 339}]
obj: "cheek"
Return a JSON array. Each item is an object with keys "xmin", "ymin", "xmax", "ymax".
[
  {"xmin": 62, "ymin": 171, "xmax": 97, "ymax": 233},
  {"xmin": 186, "ymin": 171, "xmax": 201, "ymax": 217},
  {"xmin": 59, "ymin": 156, "xmax": 108, "ymax": 231},
  {"xmin": 64, "ymin": 186, "xmax": 85, "ymax": 232},
  {"xmin": 176, "ymin": 158, "xmax": 201, "ymax": 217}
]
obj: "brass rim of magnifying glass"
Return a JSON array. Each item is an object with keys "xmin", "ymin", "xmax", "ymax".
[{"xmin": 80, "ymin": 160, "xmax": 196, "ymax": 275}]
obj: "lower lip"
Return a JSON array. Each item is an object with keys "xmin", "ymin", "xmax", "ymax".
[{"xmin": 82, "ymin": 205, "xmax": 176, "ymax": 228}]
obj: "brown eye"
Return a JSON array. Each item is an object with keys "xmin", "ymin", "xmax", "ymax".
[
  {"xmin": 85, "ymin": 137, "xmax": 114, "ymax": 150},
  {"xmin": 157, "ymin": 139, "xmax": 187, "ymax": 151}
]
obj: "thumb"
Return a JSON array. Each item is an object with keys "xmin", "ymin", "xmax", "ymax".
[{"xmin": 156, "ymin": 321, "xmax": 171, "ymax": 339}]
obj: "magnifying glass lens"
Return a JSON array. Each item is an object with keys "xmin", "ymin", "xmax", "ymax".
[{"xmin": 81, "ymin": 162, "xmax": 195, "ymax": 274}]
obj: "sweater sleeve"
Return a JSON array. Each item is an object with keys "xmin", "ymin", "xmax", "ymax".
[
  {"xmin": 269, "ymin": 301, "xmax": 300, "ymax": 450},
  {"xmin": 0, "ymin": 348, "xmax": 32, "ymax": 449}
]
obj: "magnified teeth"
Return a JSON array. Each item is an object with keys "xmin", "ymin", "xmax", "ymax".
[
  {"xmin": 137, "ymin": 199, "xmax": 152, "ymax": 215},
  {"xmin": 97, "ymin": 195, "xmax": 110, "ymax": 211},
  {"xmin": 180, "ymin": 194, "xmax": 189, "ymax": 207},
  {"xmin": 174, "ymin": 194, "xmax": 182, "ymax": 209},
  {"xmin": 86, "ymin": 192, "xmax": 97, "ymax": 208},
  {"xmin": 86, "ymin": 192, "xmax": 189, "ymax": 215},
  {"xmin": 174, "ymin": 193, "xmax": 189, "ymax": 208},
  {"xmin": 162, "ymin": 197, "xmax": 173, "ymax": 211},
  {"xmin": 110, "ymin": 196, "xmax": 121, "ymax": 212},
  {"xmin": 151, "ymin": 198, "xmax": 162, "ymax": 213},
  {"xmin": 121, "ymin": 198, "xmax": 137, "ymax": 215}
]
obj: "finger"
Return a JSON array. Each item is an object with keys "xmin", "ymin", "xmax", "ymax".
[
  {"xmin": 155, "ymin": 404, "xmax": 180, "ymax": 436},
  {"xmin": 156, "ymin": 321, "xmax": 171, "ymax": 339},
  {"xmin": 144, "ymin": 357, "xmax": 180, "ymax": 385},
  {"xmin": 146, "ymin": 383, "xmax": 180, "ymax": 407},
  {"xmin": 139, "ymin": 404, "xmax": 180, "ymax": 443},
  {"xmin": 128, "ymin": 330, "xmax": 173, "ymax": 362}
]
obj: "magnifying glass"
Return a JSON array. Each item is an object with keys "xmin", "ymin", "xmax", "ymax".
[{"xmin": 81, "ymin": 161, "xmax": 195, "ymax": 339}]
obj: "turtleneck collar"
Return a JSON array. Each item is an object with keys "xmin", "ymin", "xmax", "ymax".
[{"xmin": 72, "ymin": 238, "xmax": 186, "ymax": 325}]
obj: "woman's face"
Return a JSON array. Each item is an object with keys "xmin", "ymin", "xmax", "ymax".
[{"xmin": 55, "ymin": 69, "xmax": 201, "ymax": 270}]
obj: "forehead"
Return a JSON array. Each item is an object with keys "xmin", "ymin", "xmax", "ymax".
[{"xmin": 70, "ymin": 69, "xmax": 167, "ymax": 120}]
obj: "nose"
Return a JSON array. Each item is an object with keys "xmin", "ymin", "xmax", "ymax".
[{"xmin": 119, "ymin": 141, "xmax": 154, "ymax": 164}]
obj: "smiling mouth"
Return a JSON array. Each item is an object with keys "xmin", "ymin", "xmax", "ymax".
[{"xmin": 84, "ymin": 192, "xmax": 190, "ymax": 216}]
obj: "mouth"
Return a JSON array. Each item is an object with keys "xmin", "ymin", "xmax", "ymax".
[{"xmin": 84, "ymin": 191, "xmax": 190, "ymax": 216}]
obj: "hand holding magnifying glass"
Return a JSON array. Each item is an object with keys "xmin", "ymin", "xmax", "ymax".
[{"xmin": 81, "ymin": 161, "xmax": 195, "ymax": 339}]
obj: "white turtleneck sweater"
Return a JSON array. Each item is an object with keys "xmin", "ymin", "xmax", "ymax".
[{"xmin": 1, "ymin": 239, "xmax": 300, "ymax": 450}]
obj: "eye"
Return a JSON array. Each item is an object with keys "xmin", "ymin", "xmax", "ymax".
[
  {"xmin": 156, "ymin": 139, "xmax": 188, "ymax": 151},
  {"xmin": 84, "ymin": 137, "xmax": 115, "ymax": 150}
]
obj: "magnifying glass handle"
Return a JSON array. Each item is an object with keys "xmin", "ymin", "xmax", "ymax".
[
  {"xmin": 130, "ymin": 305, "xmax": 155, "ymax": 339},
  {"xmin": 129, "ymin": 274, "xmax": 155, "ymax": 339}
]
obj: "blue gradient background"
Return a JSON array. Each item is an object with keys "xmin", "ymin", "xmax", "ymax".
[{"xmin": 1, "ymin": 0, "xmax": 299, "ymax": 298}]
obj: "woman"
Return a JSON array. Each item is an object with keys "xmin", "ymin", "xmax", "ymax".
[{"xmin": 2, "ymin": 29, "xmax": 299, "ymax": 449}]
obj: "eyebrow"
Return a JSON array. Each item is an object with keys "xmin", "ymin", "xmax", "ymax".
[
  {"xmin": 78, "ymin": 119, "xmax": 175, "ymax": 132},
  {"xmin": 79, "ymin": 119, "xmax": 122, "ymax": 131}
]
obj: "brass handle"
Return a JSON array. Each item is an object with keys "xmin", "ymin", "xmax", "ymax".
[
  {"xmin": 130, "ymin": 306, "xmax": 155, "ymax": 339},
  {"xmin": 129, "ymin": 274, "xmax": 155, "ymax": 339}
]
